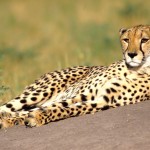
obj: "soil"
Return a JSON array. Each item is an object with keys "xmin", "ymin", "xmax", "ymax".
[{"xmin": 0, "ymin": 101, "xmax": 150, "ymax": 150}]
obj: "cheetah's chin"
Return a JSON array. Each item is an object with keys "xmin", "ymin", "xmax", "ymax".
[{"xmin": 126, "ymin": 61, "xmax": 141, "ymax": 68}]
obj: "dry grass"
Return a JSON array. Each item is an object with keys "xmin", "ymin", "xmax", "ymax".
[{"xmin": 0, "ymin": 0, "xmax": 150, "ymax": 103}]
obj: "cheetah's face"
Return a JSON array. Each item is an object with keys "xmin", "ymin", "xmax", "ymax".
[{"xmin": 120, "ymin": 25, "xmax": 150, "ymax": 68}]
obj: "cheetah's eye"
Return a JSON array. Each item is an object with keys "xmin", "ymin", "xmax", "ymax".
[
  {"xmin": 122, "ymin": 38, "xmax": 129, "ymax": 43},
  {"xmin": 141, "ymin": 38, "xmax": 149, "ymax": 43}
]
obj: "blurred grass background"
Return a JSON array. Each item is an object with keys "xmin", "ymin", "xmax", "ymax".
[{"xmin": 0, "ymin": 0, "xmax": 150, "ymax": 104}]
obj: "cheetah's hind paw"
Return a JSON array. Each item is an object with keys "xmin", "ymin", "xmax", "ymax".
[{"xmin": 0, "ymin": 117, "xmax": 24, "ymax": 129}]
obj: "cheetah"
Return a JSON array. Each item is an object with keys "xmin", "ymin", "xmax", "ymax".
[{"xmin": 0, "ymin": 24, "xmax": 150, "ymax": 129}]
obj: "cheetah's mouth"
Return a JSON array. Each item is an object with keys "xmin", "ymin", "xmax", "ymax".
[
  {"xmin": 126, "ymin": 61, "xmax": 141, "ymax": 67},
  {"xmin": 125, "ymin": 55, "xmax": 147, "ymax": 68}
]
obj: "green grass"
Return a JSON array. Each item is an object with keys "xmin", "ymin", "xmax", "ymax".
[{"xmin": 0, "ymin": 0, "xmax": 150, "ymax": 104}]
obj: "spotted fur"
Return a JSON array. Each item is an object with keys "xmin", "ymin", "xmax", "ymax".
[{"xmin": 0, "ymin": 25, "xmax": 150, "ymax": 129}]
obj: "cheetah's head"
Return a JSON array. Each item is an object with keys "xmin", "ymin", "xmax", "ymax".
[{"xmin": 120, "ymin": 25, "xmax": 150, "ymax": 68}]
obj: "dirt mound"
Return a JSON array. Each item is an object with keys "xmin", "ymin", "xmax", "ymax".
[{"xmin": 0, "ymin": 101, "xmax": 150, "ymax": 150}]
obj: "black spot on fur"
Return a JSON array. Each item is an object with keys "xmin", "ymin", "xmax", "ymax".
[
  {"xmin": 111, "ymin": 96, "xmax": 114, "ymax": 104},
  {"xmin": 88, "ymin": 108, "xmax": 93, "ymax": 112},
  {"xmin": 20, "ymin": 99, "xmax": 27, "ymax": 103},
  {"xmin": 33, "ymin": 93, "xmax": 39, "ymax": 96},
  {"xmin": 106, "ymin": 89, "xmax": 111, "ymax": 94},
  {"xmin": 52, "ymin": 104, "xmax": 56, "ymax": 107},
  {"xmin": 128, "ymin": 89, "xmax": 131, "ymax": 92},
  {"xmin": 31, "ymin": 97, "xmax": 37, "ymax": 101},
  {"xmin": 89, "ymin": 89, "xmax": 93, "ymax": 93},
  {"xmin": 77, "ymin": 105, "xmax": 82, "ymax": 109},
  {"xmin": 53, "ymin": 109, "xmax": 57, "ymax": 113},
  {"xmin": 94, "ymin": 83, "xmax": 97, "ymax": 87},
  {"xmin": 61, "ymin": 101, "xmax": 68, "ymax": 107},
  {"xmin": 70, "ymin": 112, "xmax": 74, "ymax": 116},
  {"xmin": 63, "ymin": 79, "xmax": 67, "ymax": 82},
  {"xmin": 123, "ymin": 97, "xmax": 127, "ymax": 100},
  {"xmin": 79, "ymin": 72, "xmax": 83, "ymax": 75},
  {"xmin": 91, "ymin": 96, "xmax": 95, "ymax": 100},
  {"xmin": 110, "ymin": 88, "xmax": 117, "ymax": 93},
  {"xmin": 6, "ymin": 103, "xmax": 12, "ymax": 108},
  {"xmin": 51, "ymin": 83, "xmax": 56, "ymax": 86},
  {"xmin": 122, "ymin": 92, "xmax": 125, "ymax": 95},
  {"xmin": 131, "ymin": 93, "xmax": 134, "ymax": 96},
  {"xmin": 116, "ymin": 103, "xmax": 120, "ymax": 106},
  {"xmin": 43, "ymin": 92, "xmax": 48, "ymax": 97},
  {"xmin": 15, "ymin": 97, "xmax": 20, "ymax": 100},
  {"xmin": 60, "ymin": 108, "xmax": 64, "ymax": 112},
  {"xmin": 95, "ymin": 89, "xmax": 98, "ymax": 95},
  {"xmin": 112, "ymin": 83, "xmax": 120, "ymax": 87},
  {"xmin": 91, "ymin": 103, "xmax": 97, "ymax": 108},
  {"xmin": 118, "ymin": 95, "xmax": 122, "ymax": 100},
  {"xmin": 71, "ymin": 108, "xmax": 74, "ymax": 111},
  {"xmin": 82, "ymin": 107, "xmax": 86, "ymax": 111},
  {"xmin": 51, "ymin": 88, "xmax": 55, "ymax": 92},
  {"xmin": 103, "ymin": 96, "xmax": 109, "ymax": 102},
  {"xmin": 22, "ymin": 104, "xmax": 36, "ymax": 111},
  {"xmin": 101, "ymin": 105, "xmax": 110, "ymax": 110},
  {"xmin": 24, "ymin": 92, "xmax": 30, "ymax": 95},
  {"xmin": 76, "ymin": 111, "xmax": 81, "ymax": 116},
  {"xmin": 123, "ymin": 86, "xmax": 127, "ymax": 89},
  {"xmin": 11, "ymin": 108, "xmax": 15, "ymax": 112},
  {"xmin": 61, "ymin": 84, "xmax": 65, "ymax": 88},
  {"xmin": 66, "ymin": 75, "xmax": 70, "ymax": 78},
  {"xmin": 129, "ymin": 98, "xmax": 132, "ymax": 101},
  {"xmin": 81, "ymin": 94, "xmax": 87, "ymax": 101},
  {"xmin": 36, "ymin": 90, "xmax": 41, "ymax": 92},
  {"xmin": 124, "ymin": 73, "xmax": 127, "ymax": 77}
]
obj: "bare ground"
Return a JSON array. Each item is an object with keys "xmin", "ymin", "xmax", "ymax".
[{"xmin": 0, "ymin": 100, "xmax": 150, "ymax": 150}]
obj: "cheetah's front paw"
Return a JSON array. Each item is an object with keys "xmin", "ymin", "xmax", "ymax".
[{"xmin": 24, "ymin": 109, "xmax": 48, "ymax": 128}]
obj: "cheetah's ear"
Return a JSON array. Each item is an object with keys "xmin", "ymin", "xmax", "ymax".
[{"xmin": 119, "ymin": 28, "xmax": 127, "ymax": 36}]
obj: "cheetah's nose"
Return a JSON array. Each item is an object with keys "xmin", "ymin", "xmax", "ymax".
[{"xmin": 128, "ymin": 52, "xmax": 137, "ymax": 58}]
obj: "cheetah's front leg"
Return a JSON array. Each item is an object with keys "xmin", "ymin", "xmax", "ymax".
[{"xmin": 24, "ymin": 98, "xmax": 109, "ymax": 128}]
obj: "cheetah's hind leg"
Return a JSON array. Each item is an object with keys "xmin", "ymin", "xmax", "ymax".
[{"xmin": 0, "ymin": 111, "xmax": 28, "ymax": 129}]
